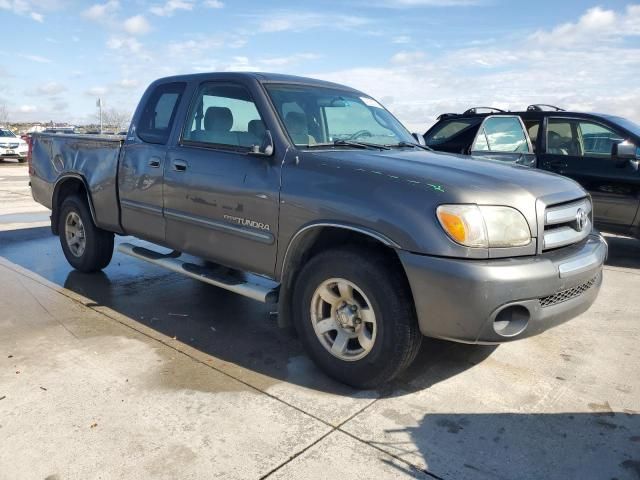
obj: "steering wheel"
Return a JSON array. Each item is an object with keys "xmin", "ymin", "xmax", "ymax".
[{"xmin": 347, "ymin": 130, "xmax": 373, "ymax": 141}]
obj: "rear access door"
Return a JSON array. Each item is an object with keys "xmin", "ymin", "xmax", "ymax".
[{"xmin": 118, "ymin": 82, "xmax": 186, "ymax": 244}]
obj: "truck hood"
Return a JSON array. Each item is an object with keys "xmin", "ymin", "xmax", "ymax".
[
  {"xmin": 306, "ymin": 148, "xmax": 582, "ymax": 199},
  {"xmin": 305, "ymin": 148, "xmax": 587, "ymax": 238}
]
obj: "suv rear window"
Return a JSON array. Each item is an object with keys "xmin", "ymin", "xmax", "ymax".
[
  {"xmin": 425, "ymin": 118, "xmax": 481, "ymax": 146},
  {"xmin": 137, "ymin": 82, "xmax": 186, "ymax": 145}
]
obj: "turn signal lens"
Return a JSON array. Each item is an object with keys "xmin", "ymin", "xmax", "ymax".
[
  {"xmin": 437, "ymin": 212, "xmax": 467, "ymax": 243},
  {"xmin": 436, "ymin": 205, "xmax": 488, "ymax": 248}
]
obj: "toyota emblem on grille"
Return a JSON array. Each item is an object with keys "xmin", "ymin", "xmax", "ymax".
[{"xmin": 575, "ymin": 208, "xmax": 588, "ymax": 232}]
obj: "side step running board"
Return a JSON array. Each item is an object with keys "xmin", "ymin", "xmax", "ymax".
[{"xmin": 117, "ymin": 242, "xmax": 279, "ymax": 303}]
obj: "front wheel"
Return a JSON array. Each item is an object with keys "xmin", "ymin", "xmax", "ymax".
[
  {"xmin": 293, "ymin": 247, "xmax": 422, "ymax": 388},
  {"xmin": 58, "ymin": 195, "xmax": 114, "ymax": 273}
]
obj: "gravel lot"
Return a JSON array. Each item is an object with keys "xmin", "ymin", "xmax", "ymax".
[{"xmin": 1, "ymin": 163, "xmax": 638, "ymax": 480}]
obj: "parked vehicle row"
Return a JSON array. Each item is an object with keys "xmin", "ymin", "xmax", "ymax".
[
  {"xmin": 0, "ymin": 127, "xmax": 28, "ymax": 162},
  {"xmin": 30, "ymin": 73, "xmax": 607, "ymax": 388},
  {"xmin": 424, "ymin": 105, "xmax": 640, "ymax": 239}
]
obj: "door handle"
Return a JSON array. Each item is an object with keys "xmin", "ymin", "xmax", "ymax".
[
  {"xmin": 548, "ymin": 159, "xmax": 566, "ymax": 169},
  {"xmin": 172, "ymin": 160, "xmax": 188, "ymax": 172},
  {"xmin": 148, "ymin": 158, "xmax": 161, "ymax": 168}
]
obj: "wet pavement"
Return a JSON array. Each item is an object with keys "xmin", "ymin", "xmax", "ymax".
[{"xmin": 1, "ymin": 165, "xmax": 639, "ymax": 479}]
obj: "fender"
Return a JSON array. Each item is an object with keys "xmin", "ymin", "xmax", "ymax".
[
  {"xmin": 51, "ymin": 173, "xmax": 98, "ymax": 235},
  {"xmin": 279, "ymin": 221, "xmax": 402, "ymax": 279},
  {"xmin": 275, "ymin": 221, "xmax": 402, "ymax": 329}
]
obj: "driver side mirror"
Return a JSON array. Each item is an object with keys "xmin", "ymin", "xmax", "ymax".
[
  {"xmin": 613, "ymin": 141, "xmax": 639, "ymax": 171},
  {"xmin": 613, "ymin": 141, "xmax": 637, "ymax": 159},
  {"xmin": 412, "ymin": 132, "xmax": 426, "ymax": 146},
  {"xmin": 250, "ymin": 130, "xmax": 274, "ymax": 157}
]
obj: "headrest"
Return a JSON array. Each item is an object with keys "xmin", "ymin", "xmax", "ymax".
[
  {"xmin": 248, "ymin": 119, "xmax": 266, "ymax": 139},
  {"xmin": 284, "ymin": 111, "xmax": 308, "ymax": 134},
  {"xmin": 204, "ymin": 107, "xmax": 233, "ymax": 132}
]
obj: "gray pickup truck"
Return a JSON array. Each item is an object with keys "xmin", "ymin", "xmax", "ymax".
[{"xmin": 30, "ymin": 72, "xmax": 607, "ymax": 388}]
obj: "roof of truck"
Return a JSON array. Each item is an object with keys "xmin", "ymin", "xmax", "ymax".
[{"xmin": 153, "ymin": 71, "xmax": 360, "ymax": 92}]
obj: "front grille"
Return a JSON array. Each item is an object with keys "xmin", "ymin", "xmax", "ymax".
[
  {"xmin": 539, "ymin": 276, "xmax": 597, "ymax": 308},
  {"xmin": 542, "ymin": 198, "xmax": 592, "ymax": 250},
  {"xmin": 0, "ymin": 143, "xmax": 19, "ymax": 149}
]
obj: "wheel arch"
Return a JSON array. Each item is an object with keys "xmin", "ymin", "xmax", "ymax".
[
  {"xmin": 51, "ymin": 174, "xmax": 97, "ymax": 235},
  {"xmin": 276, "ymin": 222, "xmax": 409, "ymax": 328}
]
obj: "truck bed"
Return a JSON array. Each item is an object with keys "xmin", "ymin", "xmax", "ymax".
[{"xmin": 30, "ymin": 133, "xmax": 125, "ymax": 233}]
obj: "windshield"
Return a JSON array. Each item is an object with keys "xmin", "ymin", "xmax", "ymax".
[
  {"xmin": 606, "ymin": 116, "xmax": 640, "ymax": 138},
  {"xmin": 264, "ymin": 83, "xmax": 414, "ymax": 148},
  {"xmin": 0, "ymin": 129, "xmax": 16, "ymax": 138}
]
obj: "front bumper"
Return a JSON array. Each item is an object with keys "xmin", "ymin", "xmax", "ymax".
[
  {"xmin": 0, "ymin": 149, "xmax": 27, "ymax": 159},
  {"xmin": 399, "ymin": 233, "xmax": 607, "ymax": 344}
]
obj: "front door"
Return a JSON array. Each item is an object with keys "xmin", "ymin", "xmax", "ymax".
[
  {"xmin": 163, "ymin": 81, "xmax": 280, "ymax": 276},
  {"xmin": 539, "ymin": 117, "xmax": 640, "ymax": 229},
  {"xmin": 119, "ymin": 82, "xmax": 186, "ymax": 243},
  {"xmin": 469, "ymin": 115, "xmax": 536, "ymax": 167}
]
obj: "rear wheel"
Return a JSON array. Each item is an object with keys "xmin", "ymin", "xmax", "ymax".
[
  {"xmin": 293, "ymin": 247, "xmax": 422, "ymax": 388},
  {"xmin": 58, "ymin": 195, "xmax": 114, "ymax": 272}
]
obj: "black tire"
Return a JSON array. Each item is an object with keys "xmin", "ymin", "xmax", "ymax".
[
  {"xmin": 17, "ymin": 157, "xmax": 27, "ymax": 163},
  {"xmin": 58, "ymin": 194, "xmax": 114, "ymax": 273},
  {"xmin": 293, "ymin": 247, "xmax": 422, "ymax": 389}
]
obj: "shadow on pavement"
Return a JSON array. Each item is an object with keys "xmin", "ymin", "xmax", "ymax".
[
  {"xmin": 1, "ymin": 226, "xmax": 493, "ymax": 396},
  {"xmin": 379, "ymin": 411, "xmax": 639, "ymax": 480},
  {"xmin": 604, "ymin": 234, "xmax": 640, "ymax": 270}
]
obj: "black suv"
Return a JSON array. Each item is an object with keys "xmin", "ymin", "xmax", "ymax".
[{"xmin": 424, "ymin": 105, "xmax": 640, "ymax": 239}]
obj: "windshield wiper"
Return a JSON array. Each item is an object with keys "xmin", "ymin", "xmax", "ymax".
[
  {"xmin": 333, "ymin": 140, "xmax": 390, "ymax": 150},
  {"xmin": 386, "ymin": 141, "xmax": 432, "ymax": 151}
]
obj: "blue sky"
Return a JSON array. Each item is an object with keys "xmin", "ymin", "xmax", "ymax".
[{"xmin": 1, "ymin": 0, "xmax": 639, "ymax": 129}]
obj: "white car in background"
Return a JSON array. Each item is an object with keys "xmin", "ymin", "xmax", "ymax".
[{"xmin": 0, "ymin": 128, "xmax": 28, "ymax": 162}]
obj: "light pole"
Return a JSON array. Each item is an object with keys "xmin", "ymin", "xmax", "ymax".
[{"xmin": 96, "ymin": 97, "xmax": 103, "ymax": 134}]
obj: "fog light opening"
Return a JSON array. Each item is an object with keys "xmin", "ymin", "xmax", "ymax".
[{"xmin": 493, "ymin": 305, "xmax": 530, "ymax": 337}]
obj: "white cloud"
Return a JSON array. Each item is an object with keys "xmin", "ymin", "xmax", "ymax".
[
  {"xmin": 250, "ymin": 11, "xmax": 372, "ymax": 33},
  {"xmin": 123, "ymin": 15, "xmax": 151, "ymax": 35},
  {"xmin": 531, "ymin": 5, "xmax": 640, "ymax": 46},
  {"xmin": 0, "ymin": 0, "xmax": 48, "ymax": 22},
  {"xmin": 312, "ymin": 5, "xmax": 640, "ymax": 131},
  {"xmin": 392, "ymin": 35, "xmax": 411, "ymax": 44},
  {"xmin": 106, "ymin": 36, "xmax": 148, "ymax": 58},
  {"xmin": 391, "ymin": 51, "xmax": 425, "ymax": 64},
  {"xmin": 19, "ymin": 105, "xmax": 37, "ymax": 113},
  {"xmin": 374, "ymin": 0, "xmax": 483, "ymax": 6},
  {"xmin": 150, "ymin": 0, "xmax": 193, "ymax": 16},
  {"xmin": 82, "ymin": 0, "xmax": 119, "ymax": 21},
  {"xmin": 260, "ymin": 53, "xmax": 321, "ymax": 67},
  {"xmin": 117, "ymin": 78, "xmax": 140, "ymax": 89},
  {"xmin": 204, "ymin": 0, "xmax": 223, "ymax": 8},
  {"xmin": 21, "ymin": 54, "xmax": 51, "ymax": 63},
  {"xmin": 34, "ymin": 82, "xmax": 67, "ymax": 96},
  {"xmin": 86, "ymin": 86, "xmax": 109, "ymax": 96}
]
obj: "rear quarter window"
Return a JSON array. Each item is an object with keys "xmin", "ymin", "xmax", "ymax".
[{"xmin": 137, "ymin": 82, "xmax": 186, "ymax": 145}]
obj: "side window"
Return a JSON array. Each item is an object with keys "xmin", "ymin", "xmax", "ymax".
[
  {"xmin": 425, "ymin": 118, "xmax": 480, "ymax": 147},
  {"xmin": 546, "ymin": 119, "xmax": 576, "ymax": 156},
  {"xmin": 524, "ymin": 120, "xmax": 540, "ymax": 152},
  {"xmin": 183, "ymin": 83, "xmax": 264, "ymax": 149},
  {"xmin": 578, "ymin": 121, "xmax": 624, "ymax": 158},
  {"xmin": 137, "ymin": 82, "xmax": 185, "ymax": 145},
  {"xmin": 472, "ymin": 117, "xmax": 529, "ymax": 153}
]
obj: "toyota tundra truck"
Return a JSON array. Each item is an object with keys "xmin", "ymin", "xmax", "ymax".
[{"xmin": 29, "ymin": 72, "xmax": 607, "ymax": 388}]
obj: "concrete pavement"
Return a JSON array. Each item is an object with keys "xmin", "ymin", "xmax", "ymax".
[{"xmin": 1, "ymin": 164, "xmax": 638, "ymax": 479}]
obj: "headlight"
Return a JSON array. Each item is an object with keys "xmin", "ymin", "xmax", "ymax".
[{"xmin": 437, "ymin": 204, "xmax": 531, "ymax": 248}]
